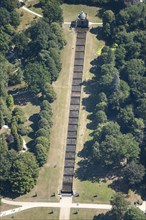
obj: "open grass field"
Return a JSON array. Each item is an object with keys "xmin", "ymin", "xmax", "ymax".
[
  {"xmin": 0, "ymin": 203, "xmax": 20, "ymax": 212},
  {"xmin": 70, "ymin": 208, "xmax": 108, "ymax": 220},
  {"xmin": 1, "ymin": 208, "xmax": 59, "ymax": 220},
  {"xmin": 61, "ymin": 4, "xmax": 102, "ymax": 23}
]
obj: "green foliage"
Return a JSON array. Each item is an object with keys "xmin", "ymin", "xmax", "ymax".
[
  {"xmin": 24, "ymin": 62, "xmax": 50, "ymax": 93},
  {"xmin": 13, "ymin": 107, "xmax": 26, "ymax": 124},
  {"xmin": 38, "ymin": 118, "xmax": 51, "ymax": 129},
  {"xmin": 36, "ymin": 128, "xmax": 50, "ymax": 138},
  {"xmin": 0, "ymin": 8, "xmax": 10, "ymax": 26},
  {"xmin": 6, "ymin": 94, "xmax": 14, "ymax": 110},
  {"xmin": 10, "ymin": 10, "xmax": 20, "ymax": 27},
  {"xmin": 13, "ymin": 32, "xmax": 29, "ymax": 57},
  {"xmin": 41, "ymin": 100, "xmax": 52, "ymax": 112},
  {"xmin": 110, "ymin": 193, "xmax": 129, "ymax": 220},
  {"xmin": 40, "ymin": 0, "xmax": 63, "ymax": 24},
  {"xmin": 42, "ymin": 83, "xmax": 57, "ymax": 103},
  {"xmin": 0, "ymin": 111, "xmax": 5, "ymax": 128},
  {"xmin": 124, "ymin": 207, "xmax": 146, "ymax": 220},
  {"xmin": 10, "ymin": 152, "xmax": 39, "ymax": 194},
  {"xmin": 0, "ymin": 0, "xmax": 19, "ymax": 12},
  {"xmin": 0, "ymin": 29, "xmax": 11, "ymax": 54},
  {"xmin": 35, "ymin": 136, "xmax": 49, "ymax": 149},
  {"xmin": 95, "ymin": 110, "xmax": 107, "ymax": 124},
  {"xmin": 34, "ymin": 144, "xmax": 48, "ymax": 167},
  {"xmin": 123, "ymin": 161, "xmax": 145, "ymax": 186}
]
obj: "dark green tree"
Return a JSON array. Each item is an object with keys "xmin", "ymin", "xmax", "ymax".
[
  {"xmin": 40, "ymin": 0, "xmax": 63, "ymax": 24},
  {"xmin": 24, "ymin": 62, "xmax": 50, "ymax": 93},
  {"xmin": 124, "ymin": 207, "xmax": 146, "ymax": 220},
  {"xmin": 0, "ymin": 0, "xmax": 19, "ymax": 11},
  {"xmin": 42, "ymin": 83, "xmax": 56, "ymax": 103},
  {"xmin": 110, "ymin": 193, "xmax": 129, "ymax": 220},
  {"xmin": 34, "ymin": 144, "xmax": 48, "ymax": 167},
  {"xmin": 123, "ymin": 161, "xmax": 145, "ymax": 186},
  {"xmin": 10, "ymin": 152, "xmax": 39, "ymax": 194}
]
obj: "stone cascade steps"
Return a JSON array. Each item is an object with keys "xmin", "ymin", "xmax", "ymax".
[{"xmin": 61, "ymin": 29, "xmax": 87, "ymax": 194}]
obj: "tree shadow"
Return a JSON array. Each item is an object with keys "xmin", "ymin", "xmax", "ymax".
[
  {"xmin": 29, "ymin": 113, "xmax": 39, "ymax": 133},
  {"xmin": 33, "ymin": 3, "xmax": 41, "ymax": 8},
  {"xmin": 90, "ymin": 26, "xmax": 103, "ymax": 41},
  {"xmin": 75, "ymin": 139, "xmax": 121, "ymax": 182},
  {"xmin": 11, "ymin": 88, "xmax": 40, "ymax": 106},
  {"xmin": 25, "ymin": 113, "xmax": 40, "ymax": 152},
  {"xmin": 109, "ymin": 178, "xmax": 129, "ymax": 195},
  {"xmin": 93, "ymin": 211, "xmax": 114, "ymax": 220}
]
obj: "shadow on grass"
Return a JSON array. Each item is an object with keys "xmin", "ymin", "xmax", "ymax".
[
  {"xmin": 33, "ymin": 3, "xmax": 41, "ymax": 8},
  {"xmin": 11, "ymin": 88, "xmax": 40, "ymax": 106},
  {"xmin": 93, "ymin": 211, "xmax": 114, "ymax": 220},
  {"xmin": 75, "ymin": 138, "xmax": 121, "ymax": 182}
]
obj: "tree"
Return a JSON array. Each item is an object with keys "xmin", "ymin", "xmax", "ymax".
[
  {"xmin": 38, "ymin": 118, "xmax": 51, "ymax": 129},
  {"xmin": 110, "ymin": 193, "xmax": 129, "ymax": 220},
  {"xmin": 40, "ymin": 109, "xmax": 53, "ymax": 119},
  {"xmin": 0, "ymin": 111, "xmax": 5, "ymax": 128},
  {"xmin": 100, "ymin": 133, "xmax": 139, "ymax": 166},
  {"xmin": 136, "ymin": 98, "xmax": 146, "ymax": 124},
  {"xmin": 93, "ymin": 122, "xmax": 140, "ymax": 166},
  {"xmin": 95, "ymin": 110, "xmax": 107, "ymax": 124},
  {"xmin": 13, "ymin": 107, "xmax": 26, "ymax": 124},
  {"xmin": 109, "ymin": 80, "xmax": 130, "ymax": 110},
  {"xmin": 115, "ymin": 45, "xmax": 126, "ymax": 67},
  {"xmin": 36, "ymin": 128, "xmax": 50, "ymax": 138},
  {"xmin": 38, "ymin": 51, "xmax": 59, "ymax": 81},
  {"xmin": 124, "ymin": 207, "xmax": 146, "ymax": 220},
  {"xmin": 98, "ymin": 46, "xmax": 115, "ymax": 65},
  {"xmin": 42, "ymin": 83, "xmax": 56, "ymax": 103},
  {"xmin": 10, "ymin": 152, "xmax": 39, "ymax": 194},
  {"xmin": 41, "ymin": 100, "xmax": 52, "ymax": 113},
  {"xmin": 40, "ymin": 0, "xmax": 63, "ymax": 24},
  {"xmin": 102, "ymin": 10, "xmax": 115, "ymax": 39},
  {"xmin": 50, "ymin": 22, "xmax": 66, "ymax": 49},
  {"xmin": 35, "ymin": 136, "xmax": 49, "ymax": 149},
  {"xmin": 99, "ymin": 64, "xmax": 120, "ymax": 94},
  {"xmin": 34, "ymin": 144, "xmax": 48, "ymax": 167},
  {"xmin": 121, "ymin": 59, "xmax": 145, "ymax": 82},
  {"xmin": 117, "ymin": 105, "xmax": 135, "ymax": 130},
  {"xmin": 0, "ymin": 30, "xmax": 11, "ymax": 54},
  {"xmin": 24, "ymin": 62, "xmax": 50, "ymax": 93},
  {"xmin": 6, "ymin": 95, "xmax": 14, "ymax": 110},
  {"xmin": 0, "ymin": 0, "xmax": 19, "ymax": 11},
  {"xmin": 13, "ymin": 32, "xmax": 29, "ymax": 57},
  {"xmin": 10, "ymin": 10, "xmax": 20, "ymax": 27},
  {"xmin": 0, "ymin": 8, "xmax": 10, "ymax": 26},
  {"xmin": 123, "ymin": 161, "xmax": 145, "ymax": 186}
]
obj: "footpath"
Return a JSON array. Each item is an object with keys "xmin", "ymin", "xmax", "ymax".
[{"xmin": 1, "ymin": 198, "xmax": 146, "ymax": 219}]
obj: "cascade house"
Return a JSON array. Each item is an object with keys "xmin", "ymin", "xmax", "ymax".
[{"xmin": 76, "ymin": 11, "xmax": 89, "ymax": 28}]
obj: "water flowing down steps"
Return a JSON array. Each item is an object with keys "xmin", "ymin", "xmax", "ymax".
[{"xmin": 61, "ymin": 29, "xmax": 88, "ymax": 195}]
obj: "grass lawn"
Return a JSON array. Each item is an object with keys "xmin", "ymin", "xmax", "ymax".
[
  {"xmin": 0, "ymin": 203, "xmax": 20, "ymax": 212},
  {"xmin": 19, "ymin": 1, "xmax": 102, "ymax": 23},
  {"xmin": 1, "ymin": 208, "xmax": 59, "ymax": 220},
  {"xmin": 17, "ymin": 8, "xmax": 37, "ymax": 32},
  {"xmin": 70, "ymin": 208, "xmax": 108, "ymax": 220},
  {"xmin": 61, "ymin": 4, "xmax": 102, "ymax": 23},
  {"xmin": 73, "ymin": 181, "xmax": 115, "ymax": 204}
]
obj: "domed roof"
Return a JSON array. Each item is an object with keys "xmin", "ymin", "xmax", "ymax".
[{"xmin": 78, "ymin": 11, "xmax": 86, "ymax": 20}]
